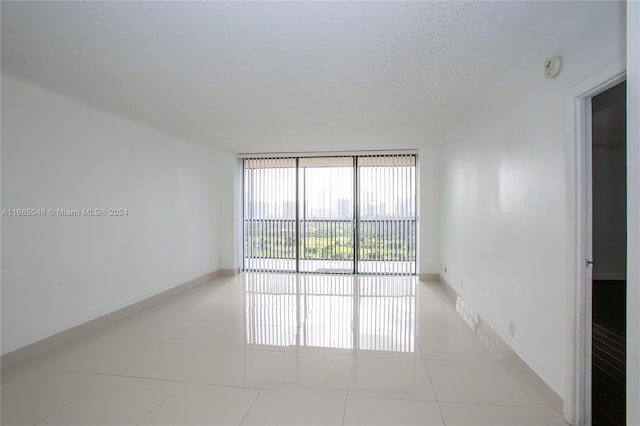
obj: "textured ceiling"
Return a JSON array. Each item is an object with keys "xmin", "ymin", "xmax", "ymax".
[{"xmin": 2, "ymin": 1, "xmax": 589, "ymax": 153}]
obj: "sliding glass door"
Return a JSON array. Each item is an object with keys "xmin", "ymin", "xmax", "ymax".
[
  {"xmin": 299, "ymin": 157, "xmax": 354, "ymax": 273},
  {"xmin": 243, "ymin": 158, "xmax": 297, "ymax": 272},
  {"xmin": 243, "ymin": 154, "xmax": 416, "ymax": 275},
  {"xmin": 357, "ymin": 156, "xmax": 416, "ymax": 274}
]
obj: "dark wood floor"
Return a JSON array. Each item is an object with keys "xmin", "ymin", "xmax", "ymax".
[{"xmin": 592, "ymin": 280, "xmax": 626, "ymax": 426}]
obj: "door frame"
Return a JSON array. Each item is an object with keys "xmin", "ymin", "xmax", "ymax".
[{"xmin": 564, "ymin": 60, "xmax": 626, "ymax": 425}]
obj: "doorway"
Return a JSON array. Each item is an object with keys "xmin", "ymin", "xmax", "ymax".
[
  {"xmin": 590, "ymin": 81, "xmax": 627, "ymax": 425},
  {"xmin": 242, "ymin": 154, "xmax": 417, "ymax": 275}
]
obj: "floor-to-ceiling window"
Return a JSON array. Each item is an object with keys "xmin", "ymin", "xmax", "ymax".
[
  {"xmin": 243, "ymin": 154, "xmax": 416, "ymax": 275},
  {"xmin": 357, "ymin": 155, "xmax": 416, "ymax": 274},
  {"xmin": 243, "ymin": 158, "xmax": 297, "ymax": 272},
  {"xmin": 299, "ymin": 156, "xmax": 355, "ymax": 273}
]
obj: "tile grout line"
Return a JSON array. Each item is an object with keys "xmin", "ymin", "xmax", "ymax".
[
  {"xmin": 110, "ymin": 331, "xmax": 298, "ymax": 353},
  {"xmin": 435, "ymin": 399, "xmax": 550, "ymax": 410},
  {"xmin": 341, "ymin": 358, "xmax": 353, "ymax": 426},
  {"xmin": 536, "ymin": 407, "xmax": 556, "ymax": 426},
  {"xmin": 136, "ymin": 381, "xmax": 186, "ymax": 425},
  {"xmin": 183, "ymin": 350, "xmax": 218, "ymax": 383},
  {"xmin": 238, "ymin": 388, "xmax": 263, "ymax": 425},
  {"xmin": 133, "ymin": 346, "xmax": 219, "ymax": 425},
  {"xmin": 33, "ymin": 380, "xmax": 103, "ymax": 426},
  {"xmin": 57, "ymin": 370, "xmax": 190, "ymax": 385},
  {"xmin": 419, "ymin": 357, "xmax": 447, "ymax": 425},
  {"xmin": 238, "ymin": 354, "xmax": 284, "ymax": 426},
  {"xmin": 73, "ymin": 369, "xmax": 267, "ymax": 392}
]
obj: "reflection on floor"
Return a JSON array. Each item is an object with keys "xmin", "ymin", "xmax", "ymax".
[
  {"xmin": 1, "ymin": 273, "xmax": 568, "ymax": 425},
  {"xmin": 245, "ymin": 274, "xmax": 415, "ymax": 352}
]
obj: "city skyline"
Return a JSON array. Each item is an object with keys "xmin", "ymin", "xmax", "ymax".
[{"xmin": 244, "ymin": 165, "xmax": 415, "ymax": 220}]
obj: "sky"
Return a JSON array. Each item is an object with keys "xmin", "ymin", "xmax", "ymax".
[{"xmin": 244, "ymin": 162, "xmax": 415, "ymax": 219}]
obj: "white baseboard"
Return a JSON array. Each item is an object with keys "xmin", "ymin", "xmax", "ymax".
[
  {"xmin": 437, "ymin": 274, "xmax": 564, "ymax": 413},
  {"xmin": 418, "ymin": 273, "xmax": 440, "ymax": 281},
  {"xmin": 1, "ymin": 270, "xmax": 221, "ymax": 371},
  {"xmin": 220, "ymin": 268, "xmax": 241, "ymax": 276}
]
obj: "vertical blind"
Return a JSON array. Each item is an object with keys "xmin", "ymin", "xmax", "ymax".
[
  {"xmin": 357, "ymin": 155, "xmax": 416, "ymax": 274},
  {"xmin": 299, "ymin": 157, "xmax": 354, "ymax": 274},
  {"xmin": 243, "ymin": 154, "xmax": 416, "ymax": 275},
  {"xmin": 244, "ymin": 158, "xmax": 297, "ymax": 272}
]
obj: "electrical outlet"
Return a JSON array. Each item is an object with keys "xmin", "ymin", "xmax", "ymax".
[
  {"xmin": 460, "ymin": 280, "xmax": 464, "ymax": 290},
  {"xmin": 508, "ymin": 321, "xmax": 515, "ymax": 337},
  {"xmin": 444, "ymin": 266, "xmax": 447, "ymax": 273}
]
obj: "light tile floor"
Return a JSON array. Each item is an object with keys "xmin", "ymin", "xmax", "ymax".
[{"xmin": 1, "ymin": 273, "xmax": 569, "ymax": 425}]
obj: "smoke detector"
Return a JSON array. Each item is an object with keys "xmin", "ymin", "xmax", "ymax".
[{"xmin": 544, "ymin": 56, "xmax": 562, "ymax": 79}]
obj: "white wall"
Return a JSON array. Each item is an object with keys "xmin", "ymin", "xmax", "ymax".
[
  {"xmin": 419, "ymin": 145, "xmax": 440, "ymax": 275},
  {"xmin": 438, "ymin": 1, "xmax": 625, "ymax": 399},
  {"xmin": 626, "ymin": 1, "xmax": 639, "ymax": 423},
  {"xmin": 1, "ymin": 74, "xmax": 233, "ymax": 354},
  {"xmin": 216, "ymin": 158, "xmax": 237, "ymax": 272}
]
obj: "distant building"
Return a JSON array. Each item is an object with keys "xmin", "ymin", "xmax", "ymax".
[{"xmin": 336, "ymin": 198, "xmax": 351, "ymax": 219}]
